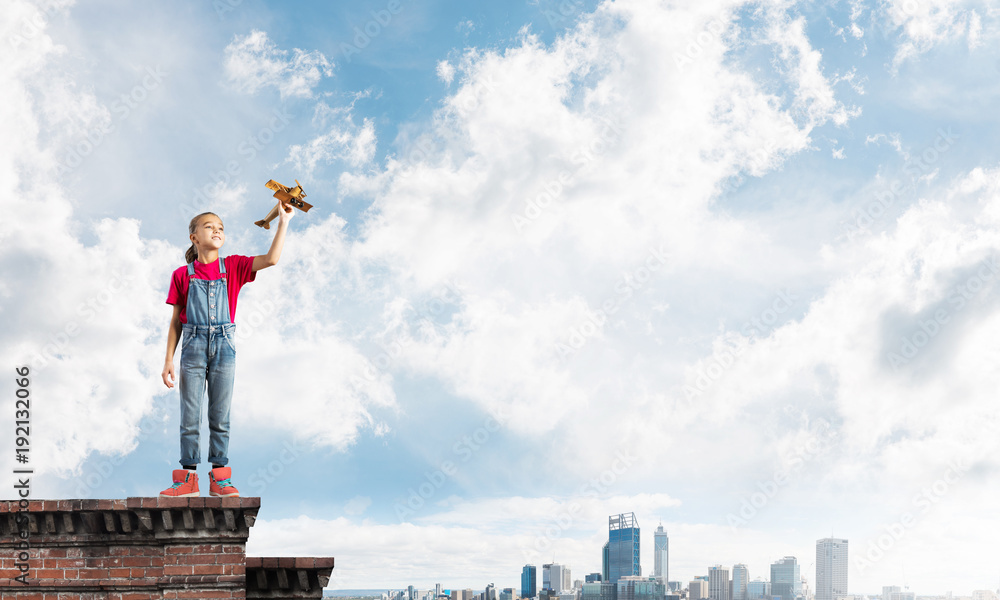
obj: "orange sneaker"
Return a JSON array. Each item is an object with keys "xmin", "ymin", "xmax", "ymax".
[
  {"xmin": 209, "ymin": 466, "xmax": 239, "ymax": 497},
  {"xmin": 159, "ymin": 469, "xmax": 199, "ymax": 497}
]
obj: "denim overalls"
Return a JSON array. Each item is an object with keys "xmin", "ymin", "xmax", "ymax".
[{"xmin": 178, "ymin": 257, "xmax": 236, "ymax": 468}]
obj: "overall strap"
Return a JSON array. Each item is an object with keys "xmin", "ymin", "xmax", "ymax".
[
  {"xmin": 219, "ymin": 256, "xmax": 227, "ymax": 277},
  {"xmin": 186, "ymin": 262, "xmax": 195, "ymax": 276}
]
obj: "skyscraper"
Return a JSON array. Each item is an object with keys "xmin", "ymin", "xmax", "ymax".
[
  {"xmin": 608, "ymin": 513, "xmax": 641, "ymax": 583},
  {"xmin": 690, "ymin": 579, "xmax": 708, "ymax": 600},
  {"xmin": 816, "ymin": 538, "xmax": 848, "ymax": 600},
  {"xmin": 544, "ymin": 564, "xmax": 566, "ymax": 594},
  {"xmin": 731, "ymin": 565, "xmax": 748, "ymax": 600},
  {"xmin": 747, "ymin": 579, "xmax": 770, "ymax": 600},
  {"xmin": 708, "ymin": 565, "xmax": 730, "ymax": 600},
  {"xmin": 602, "ymin": 542, "xmax": 610, "ymax": 582},
  {"xmin": 523, "ymin": 565, "xmax": 537, "ymax": 599},
  {"xmin": 770, "ymin": 557, "xmax": 801, "ymax": 600},
  {"xmin": 654, "ymin": 525, "xmax": 669, "ymax": 585}
]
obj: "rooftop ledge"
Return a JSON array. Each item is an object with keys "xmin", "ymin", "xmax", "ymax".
[{"xmin": 0, "ymin": 497, "xmax": 334, "ymax": 600}]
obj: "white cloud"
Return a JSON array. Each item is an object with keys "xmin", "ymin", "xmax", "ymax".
[
  {"xmin": 881, "ymin": 0, "xmax": 987, "ymax": 69},
  {"xmin": 285, "ymin": 109, "xmax": 376, "ymax": 177},
  {"xmin": 436, "ymin": 59, "xmax": 455, "ymax": 85},
  {"xmin": 223, "ymin": 29, "xmax": 333, "ymax": 99}
]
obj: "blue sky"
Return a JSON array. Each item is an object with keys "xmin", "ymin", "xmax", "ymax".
[{"xmin": 3, "ymin": 0, "xmax": 1000, "ymax": 594}]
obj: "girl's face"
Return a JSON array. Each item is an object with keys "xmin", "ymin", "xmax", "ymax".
[{"xmin": 190, "ymin": 215, "xmax": 225, "ymax": 253}]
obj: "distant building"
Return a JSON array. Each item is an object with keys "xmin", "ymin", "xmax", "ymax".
[
  {"xmin": 609, "ymin": 513, "xmax": 641, "ymax": 583},
  {"xmin": 708, "ymin": 566, "xmax": 730, "ymax": 600},
  {"xmin": 583, "ymin": 582, "xmax": 618, "ymax": 600},
  {"xmin": 882, "ymin": 587, "xmax": 901, "ymax": 600},
  {"xmin": 690, "ymin": 580, "xmax": 708, "ymax": 600},
  {"xmin": 618, "ymin": 576, "xmax": 666, "ymax": 600},
  {"xmin": 545, "ymin": 564, "xmax": 568, "ymax": 595},
  {"xmin": 747, "ymin": 579, "xmax": 770, "ymax": 600},
  {"xmin": 587, "ymin": 574, "xmax": 604, "ymax": 584},
  {"xmin": 523, "ymin": 566, "xmax": 538, "ymax": 599},
  {"xmin": 731, "ymin": 565, "xmax": 749, "ymax": 600},
  {"xmin": 603, "ymin": 542, "xmax": 611, "ymax": 582},
  {"xmin": 501, "ymin": 588, "xmax": 518, "ymax": 600},
  {"xmin": 654, "ymin": 525, "xmax": 669, "ymax": 585},
  {"xmin": 770, "ymin": 558, "xmax": 800, "ymax": 600},
  {"xmin": 486, "ymin": 584, "xmax": 498, "ymax": 600},
  {"xmin": 816, "ymin": 539, "xmax": 848, "ymax": 600}
]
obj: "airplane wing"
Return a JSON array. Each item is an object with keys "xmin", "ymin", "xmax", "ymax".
[{"xmin": 264, "ymin": 179, "xmax": 288, "ymax": 193}]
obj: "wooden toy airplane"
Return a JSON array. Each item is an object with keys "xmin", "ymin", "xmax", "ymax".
[{"xmin": 256, "ymin": 179, "xmax": 312, "ymax": 229}]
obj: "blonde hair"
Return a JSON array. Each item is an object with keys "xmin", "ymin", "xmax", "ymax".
[{"xmin": 185, "ymin": 212, "xmax": 220, "ymax": 263}]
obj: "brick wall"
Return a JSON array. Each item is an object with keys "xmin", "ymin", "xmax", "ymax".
[{"xmin": 0, "ymin": 498, "xmax": 334, "ymax": 600}]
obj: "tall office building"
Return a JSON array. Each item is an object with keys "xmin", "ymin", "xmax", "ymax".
[
  {"xmin": 544, "ymin": 564, "xmax": 567, "ymax": 594},
  {"xmin": 816, "ymin": 539, "xmax": 848, "ymax": 600},
  {"xmin": 708, "ymin": 566, "xmax": 730, "ymax": 600},
  {"xmin": 747, "ymin": 579, "xmax": 770, "ymax": 600},
  {"xmin": 770, "ymin": 557, "xmax": 801, "ymax": 600},
  {"xmin": 563, "ymin": 568, "xmax": 572, "ymax": 593},
  {"xmin": 731, "ymin": 565, "xmax": 748, "ymax": 600},
  {"xmin": 523, "ymin": 566, "xmax": 538, "ymax": 598},
  {"xmin": 608, "ymin": 513, "xmax": 641, "ymax": 583},
  {"xmin": 690, "ymin": 580, "xmax": 708, "ymax": 600},
  {"xmin": 654, "ymin": 525, "xmax": 669, "ymax": 585},
  {"xmin": 602, "ymin": 542, "xmax": 610, "ymax": 582}
]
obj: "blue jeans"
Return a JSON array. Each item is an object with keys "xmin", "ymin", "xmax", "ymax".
[{"xmin": 179, "ymin": 323, "xmax": 236, "ymax": 467}]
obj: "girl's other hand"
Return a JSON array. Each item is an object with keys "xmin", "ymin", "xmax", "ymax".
[{"xmin": 162, "ymin": 362, "xmax": 176, "ymax": 388}]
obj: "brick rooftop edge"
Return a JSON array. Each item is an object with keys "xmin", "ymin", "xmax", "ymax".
[{"xmin": 0, "ymin": 497, "xmax": 335, "ymax": 600}]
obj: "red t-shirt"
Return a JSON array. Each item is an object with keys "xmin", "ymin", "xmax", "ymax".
[{"xmin": 166, "ymin": 255, "xmax": 257, "ymax": 324}]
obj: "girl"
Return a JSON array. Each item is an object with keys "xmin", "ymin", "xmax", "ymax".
[{"xmin": 159, "ymin": 201, "xmax": 293, "ymax": 497}]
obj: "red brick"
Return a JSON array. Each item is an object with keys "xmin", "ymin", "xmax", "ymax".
[
  {"xmin": 192, "ymin": 564, "xmax": 225, "ymax": 575},
  {"xmin": 34, "ymin": 568, "xmax": 64, "ymax": 579},
  {"xmin": 215, "ymin": 552, "xmax": 242, "ymax": 564},
  {"xmin": 123, "ymin": 557, "xmax": 151, "ymax": 567},
  {"xmin": 244, "ymin": 557, "xmax": 261, "ymax": 568},
  {"xmin": 78, "ymin": 569, "xmax": 109, "ymax": 578},
  {"xmin": 220, "ymin": 497, "xmax": 241, "ymax": 508},
  {"xmin": 109, "ymin": 567, "xmax": 131, "ymax": 577},
  {"xmin": 177, "ymin": 553, "xmax": 215, "ymax": 565},
  {"xmin": 157, "ymin": 497, "xmax": 189, "ymax": 508},
  {"xmin": 163, "ymin": 564, "xmax": 193, "ymax": 576},
  {"xmin": 294, "ymin": 556, "xmax": 315, "ymax": 568}
]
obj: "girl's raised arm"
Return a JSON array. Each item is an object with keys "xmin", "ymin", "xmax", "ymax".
[{"xmin": 252, "ymin": 199, "xmax": 294, "ymax": 272}]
